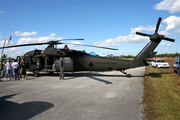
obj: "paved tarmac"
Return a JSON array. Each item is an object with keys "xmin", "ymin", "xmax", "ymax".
[{"xmin": 0, "ymin": 67, "xmax": 145, "ymax": 120}]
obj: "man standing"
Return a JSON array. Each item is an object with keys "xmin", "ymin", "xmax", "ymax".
[
  {"xmin": 0, "ymin": 61, "xmax": 3, "ymax": 82},
  {"xmin": 5, "ymin": 60, "xmax": 11, "ymax": 80},
  {"xmin": 59, "ymin": 57, "xmax": 65, "ymax": 80},
  {"xmin": 11, "ymin": 59, "xmax": 20, "ymax": 80}
]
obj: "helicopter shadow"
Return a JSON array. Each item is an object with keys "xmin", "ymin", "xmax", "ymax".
[
  {"xmin": 65, "ymin": 72, "xmax": 145, "ymax": 84},
  {"xmin": 27, "ymin": 71, "xmax": 144, "ymax": 84},
  {"xmin": 0, "ymin": 93, "xmax": 54, "ymax": 120},
  {"xmin": 87, "ymin": 76, "xmax": 113, "ymax": 84},
  {"xmin": 64, "ymin": 72, "xmax": 144, "ymax": 78}
]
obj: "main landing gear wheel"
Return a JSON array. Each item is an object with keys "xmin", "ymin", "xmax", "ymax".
[
  {"xmin": 120, "ymin": 70, "xmax": 132, "ymax": 78},
  {"xmin": 49, "ymin": 71, "xmax": 54, "ymax": 75},
  {"xmin": 127, "ymin": 74, "xmax": 132, "ymax": 78}
]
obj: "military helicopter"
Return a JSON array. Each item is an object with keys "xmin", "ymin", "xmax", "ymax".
[{"xmin": 0, "ymin": 17, "xmax": 175, "ymax": 77}]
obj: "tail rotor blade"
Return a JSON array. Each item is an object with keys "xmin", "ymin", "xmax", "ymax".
[
  {"xmin": 155, "ymin": 17, "xmax": 162, "ymax": 33},
  {"xmin": 136, "ymin": 32, "xmax": 151, "ymax": 37},
  {"xmin": 163, "ymin": 37, "xmax": 175, "ymax": 42}
]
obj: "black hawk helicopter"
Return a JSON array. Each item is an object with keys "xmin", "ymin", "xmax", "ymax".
[{"xmin": 0, "ymin": 17, "xmax": 175, "ymax": 77}]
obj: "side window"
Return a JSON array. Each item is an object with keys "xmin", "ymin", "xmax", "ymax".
[
  {"xmin": 178, "ymin": 58, "xmax": 180, "ymax": 64},
  {"xmin": 175, "ymin": 58, "xmax": 177, "ymax": 63},
  {"xmin": 175, "ymin": 58, "xmax": 179, "ymax": 63}
]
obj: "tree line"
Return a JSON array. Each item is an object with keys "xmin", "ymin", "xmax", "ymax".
[
  {"xmin": 155, "ymin": 52, "xmax": 180, "ymax": 58},
  {"xmin": 107, "ymin": 52, "xmax": 180, "ymax": 58}
]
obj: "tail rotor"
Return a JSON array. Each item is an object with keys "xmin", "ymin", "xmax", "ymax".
[{"xmin": 136, "ymin": 17, "xmax": 175, "ymax": 42}]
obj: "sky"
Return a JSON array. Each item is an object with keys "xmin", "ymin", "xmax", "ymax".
[{"xmin": 0, "ymin": 0, "xmax": 180, "ymax": 58}]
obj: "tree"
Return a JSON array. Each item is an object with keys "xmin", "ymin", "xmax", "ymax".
[{"xmin": 1, "ymin": 54, "xmax": 7, "ymax": 61}]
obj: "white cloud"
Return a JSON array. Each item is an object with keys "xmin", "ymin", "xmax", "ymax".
[
  {"xmin": 0, "ymin": 11, "xmax": 6, "ymax": 14},
  {"xmin": 50, "ymin": 33, "xmax": 56, "ymax": 37},
  {"xmin": 160, "ymin": 42, "xmax": 166, "ymax": 46},
  {"xmin": 3, "ymin": 48, "xmax": 28, "ymax": 58},
  {"xmin": 94, "ymin": 34, "xmax": 149, "ymax": 47},
  {"xmin": 160, "ymin": 42, "xmax": 172, "ymax": 47},
  {"xmin": 174, "ymin": 28, "xmax": 180, "ymax": 34},
  {"xmin": 167, "ymin": 43, "xmax": 172, "ymax": 47},
  {"xmin": 0, "ymin": 40, "xmax": 4, "ymax": 46},
  {"xmin": 13, "ymin": 31, "xmax": 37, "ymax": 37},
  {"xmin": 0, "ymin": 40, "xmax": 14, "ymax": 47},
  {"xmin": 154, "ymin": 0, "xmax": 180, "ymax": 13},
  {"xmin": 130, "ymin": 25, "xmax": 155, "ymax": 34},
  {"xmin": 16, "ymin": 33, "xmax": 63, "ymax": 45},
  {"xmin": 163, "ymin": 16, "xmax": 180, "ymax": 31},
  {"xmin": 159, "ymin": 30, "xmax": 171, "ymax": 36},
  {"xmin": 94, "ymin": 25, "xmax": 157, "ymax": 47},
  {"xmin": 93, "ymin": 18, "xmax": 177, "ymax": 47}
]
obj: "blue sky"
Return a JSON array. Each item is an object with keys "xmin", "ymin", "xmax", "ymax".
[{"xmin": 0, "ymin": 0, "xmax": 180, "ymax": 58}]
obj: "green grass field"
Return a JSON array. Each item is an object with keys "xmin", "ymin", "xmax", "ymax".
[{"xmin": 143, "ymin": 61, "xmax": 180, "ymax": 120}]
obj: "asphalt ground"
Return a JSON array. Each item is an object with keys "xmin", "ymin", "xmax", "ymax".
[{"xmin": 0, "ymin": 67, "xmax": 145, "ymax": 120}]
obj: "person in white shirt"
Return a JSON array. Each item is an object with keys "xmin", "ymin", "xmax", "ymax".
[
  {"xmin": 11, "ymin": 59, "xmax": 20, "ymax": 80},
  {"xmin": 5, "ymin": 60, "xmax": 11, "ymax": 80}
]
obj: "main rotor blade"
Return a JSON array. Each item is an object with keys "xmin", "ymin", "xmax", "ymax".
[
  {"xmin": 136, "ymin": 32, "xmax": 151, "ymax": 37},
  {"xmin": 0, "ymin": 43, "xmax": 45, "ymax": 49},
  {"xmin": 155, "ymin": 17, "xmax": 162, "ymax": 33},
  {"xmin": 56, "ymin": 39, "xmax": 84, "ymax": 42},
  {"xmin": 62, "ymin": 43, "xmax": 118, "ymax": 50},
  {"xmin": 163, "ymin": 37, "xmax": 175, "ymax": 42},
  {"xmin": 0, "ymin": 39, "xmax": 84, "ymax": 49}
]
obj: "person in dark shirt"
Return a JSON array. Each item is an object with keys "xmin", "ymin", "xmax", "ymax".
[
  {"xmin": 20, "ymin": 61, "xmax": 27, "ymax": 80},
  {"xmin": 59, "ymin": 57, "xmax": 65, "ymax": 80}
]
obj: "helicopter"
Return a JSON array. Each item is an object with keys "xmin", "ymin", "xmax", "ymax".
[{"xmin": 0, "ymin": 17, "xmax": 175, "ymax": 77}]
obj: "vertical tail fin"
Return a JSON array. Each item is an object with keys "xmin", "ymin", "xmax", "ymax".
[
  {"xmin": 131, "ymin": 17, "xmax": 175, "ymax": 67},
  {"xmin": 134, "ymin": 40, "xmax": 159, "ymax": 61}
]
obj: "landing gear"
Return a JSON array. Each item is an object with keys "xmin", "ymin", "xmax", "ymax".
[
  {"xmin": 120, "ymin": 70, "xmax": 132, "ymax": 78},
  {"xmin": 33, "ymin": 70, "xmax": 39, "ymax": 77}
]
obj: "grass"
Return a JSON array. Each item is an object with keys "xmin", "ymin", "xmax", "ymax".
[{"xmin": 143, "ymin": 61, "xmax": 180, "ymax": 120}]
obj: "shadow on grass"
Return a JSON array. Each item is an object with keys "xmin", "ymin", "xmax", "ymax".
[{"xmin": 145, "ymin": 72, "xmax": 171, "ymax": 78}]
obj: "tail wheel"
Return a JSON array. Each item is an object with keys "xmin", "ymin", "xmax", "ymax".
[{"xmin": 33, "ymin": 71, "xmax": 39, "ymax": 77}]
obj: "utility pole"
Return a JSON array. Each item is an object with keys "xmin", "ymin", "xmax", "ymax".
[{"xmin": 1, "ymin": 29, "xmax": 12, "ymax": 61}]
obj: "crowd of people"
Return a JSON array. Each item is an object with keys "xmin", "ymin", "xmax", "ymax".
[{"xmin": 0, "ymin": 59, "xmax": 26, "ymax": 82}]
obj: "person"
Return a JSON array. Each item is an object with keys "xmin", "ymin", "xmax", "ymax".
[
  {"xmin": 20, "ymin": 61, "xmax": 27, "ymax": 80},
  {"xmin": 1, "ymin": 61, "xmax": 6, "ymax": 80},
  {"xmin": 59, "ymin": 57, "xmax": 65, "ymax": 80},
  {"xmin": 5, "ymin": 60, "xmax": 11, "ymax": 80},
  {"xmin": 0, "ymin": 61, "xmax": 3, "ymax": 82},
  {"xmin": 64, "ymin": 45, "xmax": 69, "ymax": 50},
  {"xmin": 11, "ymin": 59, "xmax": 20, "ymax": 80},
  {"xmin": 9, "ymin": 60, "xmax": 14, "ymax": 78}
]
